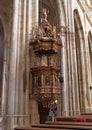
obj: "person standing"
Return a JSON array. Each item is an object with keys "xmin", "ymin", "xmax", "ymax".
[{"xmin": 48, "ymin": 109, "xmax": 54, "ymax": 121}]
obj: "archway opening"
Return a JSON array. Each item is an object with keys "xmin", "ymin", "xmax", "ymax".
[
  {"xmin": 38, "ymin": 102, "xmax": 49, "ymax": 123},
  {"xmin": 74, "ymin": 9, "xmax": 91, "ymax": 113},
  {"xmin": 74, "ymin": 9, "xmax": 86, "ymax": 113}
]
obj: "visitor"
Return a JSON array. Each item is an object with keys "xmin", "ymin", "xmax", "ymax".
[
  {"xmin": 51, "ymin": 101, "xmax": 57, "ymax": 117},
  {"xmin": 48, "ymin": 108, "xmax": 54, "ymax": 121}
]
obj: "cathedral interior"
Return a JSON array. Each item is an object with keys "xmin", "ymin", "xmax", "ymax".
[{"xmin": 0, "ymin": 0, "xmax": 92, "ymax": 130}]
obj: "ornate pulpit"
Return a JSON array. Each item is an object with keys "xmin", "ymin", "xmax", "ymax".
[{"xmin": 30, "ymin": 9, "xmax": 62, "ymax": 107}]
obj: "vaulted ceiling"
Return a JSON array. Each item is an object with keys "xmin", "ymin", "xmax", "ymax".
[{"xmin": 80, "ymin": 0, "xmax": 92, "ymax": 24}]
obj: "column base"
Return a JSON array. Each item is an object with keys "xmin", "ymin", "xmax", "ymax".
[
  {"xmin": 5, "ymin": 115, "xmax": 31, "ymax": 130},
  {"xmin": 31, "ymin": 113, "xmax": 39, "ymax": 124},
  {"xmin": 62, "ymin": 110, "xmax": 69, "ymax": 116}
]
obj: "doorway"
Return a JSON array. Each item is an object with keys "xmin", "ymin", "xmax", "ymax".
[{"xmin": 38, "ymin": 102, "xmax": 49, "ymax": 124}]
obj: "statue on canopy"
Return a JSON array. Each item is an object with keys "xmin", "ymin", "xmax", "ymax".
[{"xmin": 41, "ymin": 8, "xmax": 48, "ymax": 23}]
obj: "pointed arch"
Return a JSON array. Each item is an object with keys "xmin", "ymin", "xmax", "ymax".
[
  {"xmin": 74, "ymin": 9, "xmax": 85, "ymax": 41},
  {"xmin": 74, "ymin": 9, "xmax": 91, "ymax": 113}
]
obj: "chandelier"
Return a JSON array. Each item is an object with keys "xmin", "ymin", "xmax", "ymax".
[{"xmin": 30, "ymin": 8, "xmax": 62, "ymax": 108}]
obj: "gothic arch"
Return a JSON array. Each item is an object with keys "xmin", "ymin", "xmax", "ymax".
[{"xmin": 74, "ymin": 9, "xmax": 91, "ymax": 113}]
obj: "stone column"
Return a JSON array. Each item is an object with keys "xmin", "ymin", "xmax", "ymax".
[
  {"xmin": 30, "ymin": 96, "xmax": 39, "ymax": 124},
  {"xmin": 6, "ymin": 0, "xmax": 19, "ymax": 129},
  {"xmin": 1, "ymin": 41, "xmax": 8, "ymax": 130},
  {"xmin": 61, "ymin": 0, "xmax": 73, "ymax": 116},
  {"xmin": 60, "ymin": 26, "xmax": 69, "ymax": 116},
  {"xmin": 29, "ymin": 0, "xmax": 39, "ymax": 124},
  {"xmin": 17, "ymin": 0, "xmax": 24, "ymax": 125},
  {"xmin": 66, "ymin": 30, "xmax": 73, "ymax": 116},
  {"xmin": 70, "ymin": 1, "xmax": 80, "ymax": 115},
  {"xmin": 23, "ymin": 0, "xmax": 32, "ymax": 125},
  {"xmin": 66, "ymin": 0, "xmax": 74, "ymax": 116},
  {"xmin": 65, "ymin": 0, "xmax": 80, "ymax": 116},
  {"xmin": 69, "ymin": 32, "xmax": 80, "ymax": 115},
  {"xmin": 76, "ymin": 29, "xmax": 89, "ymax": 113},
  {"xmin": 14, "ymin": 0, "xmax": 28, "ymax": 126},
  {"xmin": 56, "ymin": 0, "xmax": 69, "ymax": 117},
  {"xmin": 83, "ymin": 25, "xmax": 92, "ymax": 112},
  {"xmin": 88, "ymin": 35, "xmax": 92, "ymax": 108}
]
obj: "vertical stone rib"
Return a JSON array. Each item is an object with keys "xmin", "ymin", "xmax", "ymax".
[
  {"xmin": 18, "ymin": 0, "xmax": 24, "ymax": 124},
  {"xmin": 68, "ymin": 0, "xmax": 76, "ymax": 114},
  {"xmin": 84, "ymin": 32, "xmax": 92, "ymax": 112},
  {"xmin": 8, "ymin": 0, "xmax": 19, "ymax": 115},
  {"xmin": 75, "ymin": 31, "xmax": 84, "ymax": 112},
  {"xmin": 29, "ymin": 0, "xmax": 40, "ymax": 124},
  {"xmin": 77, "ymin": 29, "xmax": 88, "ymax": 113},
  {"xmin": 67, "ymin": 31, "xmax": 73, "ymax": 116},
  {"xmin": 15, "ymin": 0, "xmax": 26, "ymax": 125},
  {"xmin": 14, "ymin": 0, "xmax": 22, "ymax": 124},
  {"xmin": 65, "ymin": 0, "xmax": 73, "ymax": 116},
  {"xmin": 83, "ymin": 14, "xmax": 92, "ymax": 112},
  {"xmin": 70, "ymin": 32, "xmax": 80, "ymax": 115},
  {"xmin": 68, "ymin": 0, "xmax": 76, "ymax": 116},
  {"xmin": 1, "ymin": 44, "xmax": 7, "ymax": 116},
  {"xmin": 60, "ymin": 26, "xmax": 69, "ymax": 116},
  {"xmin": 7, "ymin": 0, "xmax": 19, "ymax": 129},
  {"xmin": 69, "ymin": 32, "xmax": 75, "ymax": 115},
  {"xmin": 88, "ymin": 34, "xmax": 92, "ymax": 79},
  {"xmin": 71, "ymin": 9, "xmax": 91, "ymax": 115},
  {"xmin": 23, "ymin": 0, "xmax": 32, "ymax": 125}
]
